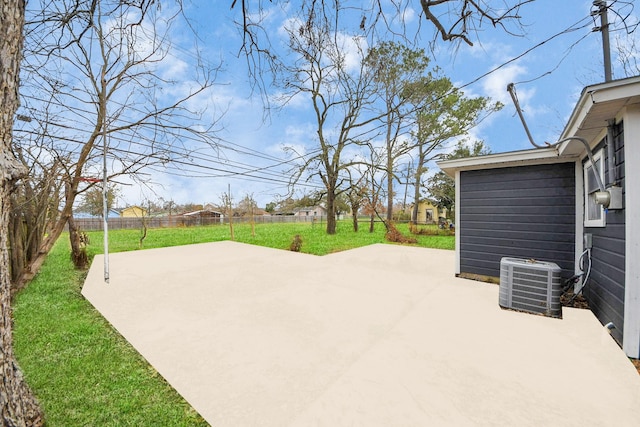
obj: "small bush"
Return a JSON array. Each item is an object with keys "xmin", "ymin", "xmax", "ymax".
[
  {"xmin": 409, "ymin": 222, "xmax": 455, "ymax": 236},
  {"xmin": 289, "ymin": 234, "xmax": 303, "ymax": 252}
]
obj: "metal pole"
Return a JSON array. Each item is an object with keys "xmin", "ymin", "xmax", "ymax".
[
  {"xmin": 507, "ymin": 83, "xmax": 545, "ymax": 149},
  {"xmin": 594, "ymin": 1, "xmax": 612, "ymax": 82},
  {"xmin": 101, "ymin": 70, "xmax": 110, "ymax": 283}
]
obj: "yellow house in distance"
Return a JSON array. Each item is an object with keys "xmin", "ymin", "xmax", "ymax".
[
  {"xmin": 411, "ymin": 200, "xmax": 448, "ymax": 224},
  {"xmin": 120, "ymin": 205, "xmax": 148, "ymax": 218}
]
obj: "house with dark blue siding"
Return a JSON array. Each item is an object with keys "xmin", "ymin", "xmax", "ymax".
[{"xmin": 438, "ymin": 76, "xmax": 640, "ymax": 359}]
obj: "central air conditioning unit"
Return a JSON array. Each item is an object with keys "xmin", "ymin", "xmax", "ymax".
[{"xmin": 499, "ymin": 257, "xmax": 562, "ymax": 318}]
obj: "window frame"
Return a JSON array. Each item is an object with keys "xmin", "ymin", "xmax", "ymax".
[{"xmin": 583, "ymin": 149, "xmax": 606, "ymax": 228}]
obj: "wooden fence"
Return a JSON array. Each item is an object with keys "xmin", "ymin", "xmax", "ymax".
[{"xmin": 72, "ymin": 215, "xmax": 333, "ymax": 231}]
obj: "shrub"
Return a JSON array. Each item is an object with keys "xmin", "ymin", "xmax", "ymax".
[{"xmin": 289, "ymin": 234, "xmax": 303, "ymax": 252}]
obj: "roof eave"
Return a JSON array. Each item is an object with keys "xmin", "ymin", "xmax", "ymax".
[
  {"xmin": 558, "ymin": 75, "xmax": 640, "ymax": 155},
  {"xmin": 437, "ymin": 76, "xmax": 640, "ymax": 177},
  {"xmin": 437, "ymin": 147, "xmax": 574, "ymax": 177}
]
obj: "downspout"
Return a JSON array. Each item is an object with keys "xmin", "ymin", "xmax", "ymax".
[{"xmin": 606, "ymin": 120, "xmax": 617, "ymax": 186}]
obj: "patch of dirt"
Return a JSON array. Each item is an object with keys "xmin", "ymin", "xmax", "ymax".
[{"xmin": 560, "ymin": 292, "xmax": 590, "ymax": 309}]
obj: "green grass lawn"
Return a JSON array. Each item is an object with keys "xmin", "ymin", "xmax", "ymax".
[
  {"xmin": 87, "ymin": 220, "xmax": 455, "ymax": 256},
  {"xmin": 12, "ymin": 220, "xmax": 453, "ymax": 426}
]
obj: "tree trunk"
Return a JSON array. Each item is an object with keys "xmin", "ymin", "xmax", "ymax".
[
  {"xmin": 325, "ymin": 189, "xmax": 336, "ymax": 235},
  {"xmin": 11, "ymin": 191, "xmax": 73, "ymax": 290},
  {"xmin": 9, "ymin": 160, "xmax": 58, "ymax": 291},
  {"xmin": 139, "ymin": 218, "xmax": 148, "ymax": 249},
  {"xmin": 351, "ymin": 209, "xmax": 359, "ymax": 232},
  {"xmin": 0, "ymin": 0, "xmax": 45, "ymax": 424},
  {"xmin": 11, "ymin": 213, "xmax": 67, "ymax": 293},
  {"xmin": 68, "ymin": 215, "xmax": 88, "ymax": 269},
  {"xmin": 411, "ymin": 201, "xmax": 419, "ymax": 224},
  {"xmin": 9, "ymin": 211, "xmax": 24, "ymax": 287},
  {"xmin": 12, "ymin": 175, "xmax": 75, "ymax": 292},
  {"xmin": 411, "ymin": 171, "xmax": 422, "ymax": 223},
  {"xmin": 386, "ymin": 162, "xmax": 394, "ymax": 223},
  {"xmin": 411, "ymin": 143, "xmax": 428, "ymax": 224},
  {"xmin": 384, "ymin": 105, "xmax": 395, "ymax": 223}
]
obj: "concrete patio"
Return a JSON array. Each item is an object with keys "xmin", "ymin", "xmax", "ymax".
[{"xmin": 82, "ymin": 241, "xmax": 640, "ymax": 426}]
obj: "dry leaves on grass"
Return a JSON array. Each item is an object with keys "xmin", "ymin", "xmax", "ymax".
[{"xmin": 385, "ymin": 222, "xmax": 417, "ymax": 244}]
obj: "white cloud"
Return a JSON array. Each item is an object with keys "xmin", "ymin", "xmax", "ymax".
[
  {"xmin": 335, "ymin": 33, "xmax": 368, "ymax": 73},
  {"xmin": 481, "ymin": 63, "xmax": 530, "ymax": 105},
  {"xmin": 280, "ymin": 123, "xmax": 315, "ymax": 152},
  {"xmin": 159, "ymin": 57, "xmax": 190, "ymax": 82},
  {"xmin": 401, "ymin": 7, "xmax": 416, "ymax": 24}
]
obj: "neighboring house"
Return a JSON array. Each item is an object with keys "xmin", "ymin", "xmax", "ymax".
[
  {"xmin": 120, "ymin": 206, "xmax": 148, "ymax": 218},
  {"xmin": 293, "ymin": 206, "xmax": 327, "ymax": 217},
  {"xmin": 253, "ymin": 208, "xmax": 271, "ymax": 216},
  {"xmin": 438, "ymin": 75, "xmax": 640, "ymax": 358},
  {"xmin": 74, "ymin": 209, "xmax": 120, "ymax": 219},
  {"xmin": 182, "ymin": 209, "xmax": 224, "ymax": 225},
  {"xmin": 411, "ymin": 200, "xmax": 447, "ymax": 223}
]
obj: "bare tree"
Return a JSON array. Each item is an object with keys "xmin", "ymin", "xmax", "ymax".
[
  {"xmin": 238, "ymin": 193, "xmax": 258, "ymax": 236},
  {"xmin": 360, "ymin": 145, "xmax": 387, "ymax": 233},
  {"xmin": 418, "ymin": 0, "xmax": 533, "ymax": 46},
  {"xmin": 615, "ymin": 32, "xmax": 640, "ymax": 77},
  {"xmin": 221, "ymin": 186, "xmax": 235, "ymax": 241},
  {"xmin": 9, "ymin": 142, "xmax": 65, "ymax": 287},
  {"xmin": 230, "ymin": 0, "xmax": 533, "ymax": 89},
  {"xmin": 278, "ymin": 2, "xmax": 382, "ymax": 234},
  {"xmin": 12, "ymin": 0, "xmax": 222, "ymax": 287},
  {"xmin": 344, "ymin": 170, "xmax": 368, "ymax": 232}
]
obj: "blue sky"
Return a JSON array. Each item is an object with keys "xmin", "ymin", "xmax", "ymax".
[{"xmin": 35, "ymin": 0, "xmax": 638, "ymax": 209}]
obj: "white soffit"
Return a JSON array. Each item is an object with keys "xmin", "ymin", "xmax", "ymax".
[{"xmin": 559, "ymin": 76, "xmax": 640, "ymax": 156}]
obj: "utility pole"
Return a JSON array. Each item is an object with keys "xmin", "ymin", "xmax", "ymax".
[
  {"xmin": 101, "ymin": 68, "xmax": 110, "ymax": 283},
  {"xmin": 593, "ymin": 0, "xmax": 612, "ymax": 82}
]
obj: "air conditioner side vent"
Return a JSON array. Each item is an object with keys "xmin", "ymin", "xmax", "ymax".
[{"xmin": 499, "ymin": 257, "xmax": 562, "ymax": 318}]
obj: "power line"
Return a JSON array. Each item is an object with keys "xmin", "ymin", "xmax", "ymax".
[
  {"xmin": 513, "ymin": 31, "xmax": 593, "ymax": 86},
  {"xmin": 15, "ymin": 122, "xmax": 320, "ymax": 186},
  {"xmin": 15, "ymin": 126, "xmax": 325, "ymax": 189},
  {"xmin": 17, "ymin": 90, "xmax": 325, "ymax": 169},
  {"xmin": 458, "ymin": 14, "xmax": 595, "ymax": 92},
  {"xmin": 18, "ymin": 125, "xmax": 318, "ymax": 186},
  {"xmin": 15, "ymin": 3, "xmax": 613, "ymax": 206}
]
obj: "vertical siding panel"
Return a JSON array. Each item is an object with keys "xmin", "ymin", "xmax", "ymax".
[{"xmin": 583, "ymin": 123, "xmax": 626, "ymax": 345}]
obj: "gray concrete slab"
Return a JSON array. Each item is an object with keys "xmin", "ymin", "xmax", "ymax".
[{"xmin": 82, "ymin": 241, "xmax": 640, "ymax": 426}]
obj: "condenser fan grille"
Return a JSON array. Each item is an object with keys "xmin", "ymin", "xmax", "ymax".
[{"xmin": 499, "ymin": 257, "xmax": 562, "ymax": 318}]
